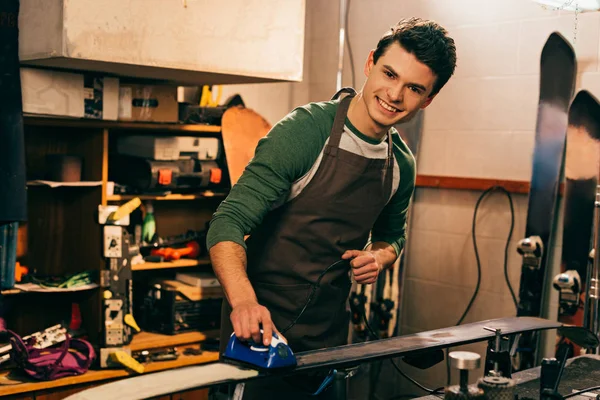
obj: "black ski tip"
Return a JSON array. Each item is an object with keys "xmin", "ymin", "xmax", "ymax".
[
  {"xmin": 540, "ymin": 32, "xmax": 577, "ymax": 108},
  {"xmin": 543, "ymin": 32, "xmax": 575, "ymax": 59},
  {"xmin": 569, "ymin": 90, "xmax": 600, "ymax": 137}
]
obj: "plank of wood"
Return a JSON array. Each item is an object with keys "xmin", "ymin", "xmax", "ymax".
[
  {"xmin": 415, "ymin": 175, "xmax": 530, "ymax": 194},
  {"xmin": 23, "ymin": 116, "xmax": 221, "ymax": 133},
  {"xmin": 130, "ymin": 331, "xmax": 205, "ymax": 351},
  {"xmin": 107, "ymin": 192, "xmax": 228, "ymax": 201}
]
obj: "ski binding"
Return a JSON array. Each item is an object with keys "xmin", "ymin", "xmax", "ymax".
[
  {"xmin": 553, "ymin": 270, "xmax": 582, "ymax": 315},
  {"xmin": 517, "ymin": 235, "xmax": 544, "ymax": 270}
]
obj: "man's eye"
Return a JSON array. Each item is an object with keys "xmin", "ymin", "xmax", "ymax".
[
  {"xmin": 384, "ymin": 71, "xmax": 394, "ymax": 78},
  {"xmin": 409, "ymin": 86, "xmax": 422, "ymax": 94}
]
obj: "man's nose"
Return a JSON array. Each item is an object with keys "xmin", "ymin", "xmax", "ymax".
[{"xmin": 387, "ymin": 85, "xmax": 403, "ymax": 103}]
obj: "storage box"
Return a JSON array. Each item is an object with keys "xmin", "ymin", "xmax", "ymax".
[
  {"xmin": 118, "ymin": 84, "xmax": 178, "ymax": 123},
  {"xmin": 21, "ymin": 68, "xmax": 84, "ymax": 118},
  {"xmin": 116, "ymin": 136, "xmax": 180, "ymax": 161},
  {"xmin": 136, "ymin": 280, "xmax": 222, "ymax": 334},
  {"xmin": 21, "ymin": 67, "xmax": 120, "ymax": 120}
]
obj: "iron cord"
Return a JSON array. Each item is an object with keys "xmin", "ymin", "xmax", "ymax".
[
  {"xmin": 445, "ymin": 185, "xmax": 515, "ymax": 385},
  {"xmin": 359, "ymin": 308, "xmax": 444, "ymax": 398},
  {"xmin": 279, "ymin": 256, "xmax": 444, "ymax": 398},
  {"xmin": 279, "ymin": 259, "xmax": 348, "ymax": 335}
]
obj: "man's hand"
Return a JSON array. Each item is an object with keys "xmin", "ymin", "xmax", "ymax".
[
  {"xmin": 230, "ymin": 301, "xmax": 283, "ymax": 346},
  {"xmin": 342, "ymin": 250, "xmax": 383, "ymax": 284}
]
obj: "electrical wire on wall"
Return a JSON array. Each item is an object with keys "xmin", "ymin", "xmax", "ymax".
[{"xmin": 445, "ymin": 185, "xmax": 515, "ymax": 385}]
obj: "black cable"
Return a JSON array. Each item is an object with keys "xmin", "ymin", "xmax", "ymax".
[
  {"xmin": 280, "ymin": 260, "xmax": 347, "ymax": 334},
  {"xmin": 563, "ymin": 385, "xmax": 600, "ymax": 398},
  {"xmin": 458, "ymin": 184, "xmax": 515, "ymax": 322},
  {"xmin": 282, "ymin": 258, "xmax": 443, "ymax": 398},
  {"xmin": 361, "ymin": 308, "xmax": 444, "ymax": 398},
  {"xmin": 344, "ymin": 0, "xmax": 356, "ymax": 88},
  {"xmin": 496, "ymin": 187, "xmax": 517, "ymax": 309},
  {"xmin": 445, "ymin": 185, "xmax": 515, "ymax": 385}
]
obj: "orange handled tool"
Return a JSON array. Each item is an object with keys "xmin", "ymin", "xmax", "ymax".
[{"xmin": 150, "ymin": 241, "xmax": 201, "ymax": 261}]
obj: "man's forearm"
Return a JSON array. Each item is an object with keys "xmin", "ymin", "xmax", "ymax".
[
  {"xmin": 367, "ymin": 241, "xmax": 400, "ymax": 269},
  {"xmin": 210, "ymin": 241, "xmax": 258, "ymax": 308}
]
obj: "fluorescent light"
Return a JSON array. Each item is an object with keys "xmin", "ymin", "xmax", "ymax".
[{"xmin": 533, "ymin": 0, "xmax": 600, "ymax": 11}]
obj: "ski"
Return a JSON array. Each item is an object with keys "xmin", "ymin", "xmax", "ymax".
[
  {"xmin": 554, "ymin": 90, "xmax": 600, "ymax": 359},
  {"xmin": 66, "ymin": 317, "xmax": 561, "ymax": 400},
  {"xmin": 0, "ymin": 0, "xmax": 27, "ymax": 291},
  {"xmin": 513, "ymin": 32, "xmax": 576, "ymax": 371}
]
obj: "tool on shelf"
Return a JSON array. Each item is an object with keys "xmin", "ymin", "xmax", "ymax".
[{"xmin": 98, "ymin": 198, "xmax": 144, "ymax": 373}]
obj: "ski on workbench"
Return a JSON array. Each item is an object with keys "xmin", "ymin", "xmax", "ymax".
[{"xmin": 66, "ymin": 317, "xmax": 561, "ymax": 400}]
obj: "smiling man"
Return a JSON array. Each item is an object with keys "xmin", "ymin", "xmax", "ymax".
[{"xmin": 207, "ymin": 17, "xmax": 457, "ymax": 399}]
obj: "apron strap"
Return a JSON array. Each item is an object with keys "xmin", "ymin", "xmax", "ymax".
[
  {"xmin": 330, "ymin": 87, "xmax": 394, "ymax": 168},
  {"xmin": 331, "ymin": 87, "xmax": 357, "ymax": 100},
  {"xmin": 327, "ymin": 94, "xmax": 354, "ymax": 152},
  {"xmin": 385, "ymin": 128, "xmax": 394, "ymax": 170}
]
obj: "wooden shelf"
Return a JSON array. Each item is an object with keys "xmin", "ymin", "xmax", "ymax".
[
  {"xmin": 107, "ymin": 191, "xmax": 228, "ymax": 201},
  {"xmin": 132, "ymin": 258, "xmax": 211, "ymax": 271},
  {"xmin": 23, "ymin": 114, "xmax": 221, "ymax": 133},
  {"xmin": 0, "ymin": 289, "xmax": 22, "ymax": 295},
  {"xmin": 415, "ymin": 175, "xmax": 530, "ymax": 194},
  {"xmin": 0, "ymin": 350, "xmax": 219, "ymax": 397},
  {"xmin": 0, "ymin": 330, "xmax": 220, "ymax": 396},
  {"xmin": 130, "ymin": 329, "xmax": 219, "ymax": 351}
]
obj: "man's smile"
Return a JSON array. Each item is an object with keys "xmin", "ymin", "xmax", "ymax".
[{"xmin": 377, "ymin": 97, "xmax": 402, "ymax": 113}]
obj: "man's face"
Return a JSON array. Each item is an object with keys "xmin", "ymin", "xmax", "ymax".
[{"xmin": 362, "ymin": 42, "xmax": 437, "ymax": 128}]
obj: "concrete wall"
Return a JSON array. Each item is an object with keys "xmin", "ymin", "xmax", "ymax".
[{"xmin": 223, "ymin": 0, "xmax": 600, "ymax": 395}]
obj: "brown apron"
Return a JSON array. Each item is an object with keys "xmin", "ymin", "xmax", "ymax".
[{"xmin": 218, "ymin": 88, "xmax": 394, "ymax": 398}]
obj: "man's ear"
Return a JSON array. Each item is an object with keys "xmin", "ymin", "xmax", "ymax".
[
  {"xmin": 420, "ymin": 94, "xmax": 437, "ymax": 109},
  {"xmin": 364, "ymin": 50, "xmax": 375, "ymax": 77}
]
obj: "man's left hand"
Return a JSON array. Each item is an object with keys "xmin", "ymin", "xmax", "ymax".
[{"xmin": 342, "ymin": 250, "xmax": 382, "ymax": 284}]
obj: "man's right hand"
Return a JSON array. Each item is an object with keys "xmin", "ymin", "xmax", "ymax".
[{"xmin": 230, "ymin": 301, "xmax": 280, "ymax": 346}]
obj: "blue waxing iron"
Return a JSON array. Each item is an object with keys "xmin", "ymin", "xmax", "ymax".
[{"xmin": 222, "ymin": 330, "xmax": 297, "ymax": 369}]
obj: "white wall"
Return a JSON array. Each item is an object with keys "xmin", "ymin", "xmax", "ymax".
[{"xmin": 330, "ymin": 0, "xmax": 599, "ymax": 395}]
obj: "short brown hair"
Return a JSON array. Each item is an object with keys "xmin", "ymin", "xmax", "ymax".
[{"xmin": 373, "ymin": 17, "xmax": 457, "ymax": 96}]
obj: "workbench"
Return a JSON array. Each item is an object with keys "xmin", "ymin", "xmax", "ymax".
[
  {"xmin": 0, "ymin": 331, "xmax": 219, "ymax": 399},
  {"xmin": 416, "ymin": 355, "xmax": 600, "ymax": 399}
]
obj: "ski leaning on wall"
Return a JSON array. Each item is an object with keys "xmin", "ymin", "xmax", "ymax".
[
  {"xmin": 0, "ymin": 0, "xmax": 28, "ymax": 290},
  {"xmin": 513, "ymin": 31, "xmax": 576, "ymax": 371},
  {"xmin": 554, "ymin": 90, "xmax": 600, "ymax": 359}
]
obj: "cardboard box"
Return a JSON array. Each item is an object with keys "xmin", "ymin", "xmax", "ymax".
[
  {"xmin": 21, "ymin": 67, "xmax": 120, "ymax": 120},
  {"xmin": 21, "ymin": 68, "xmax": 84, "ymax": 118},
  {"xmin": 118, "ymin": 84, "xmax": 178, "ymax": 123}
]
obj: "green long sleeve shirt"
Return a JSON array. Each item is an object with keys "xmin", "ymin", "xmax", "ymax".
[{"xmin": 206, "ymin": 98, "xmax": 416, "ymax": 257}]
